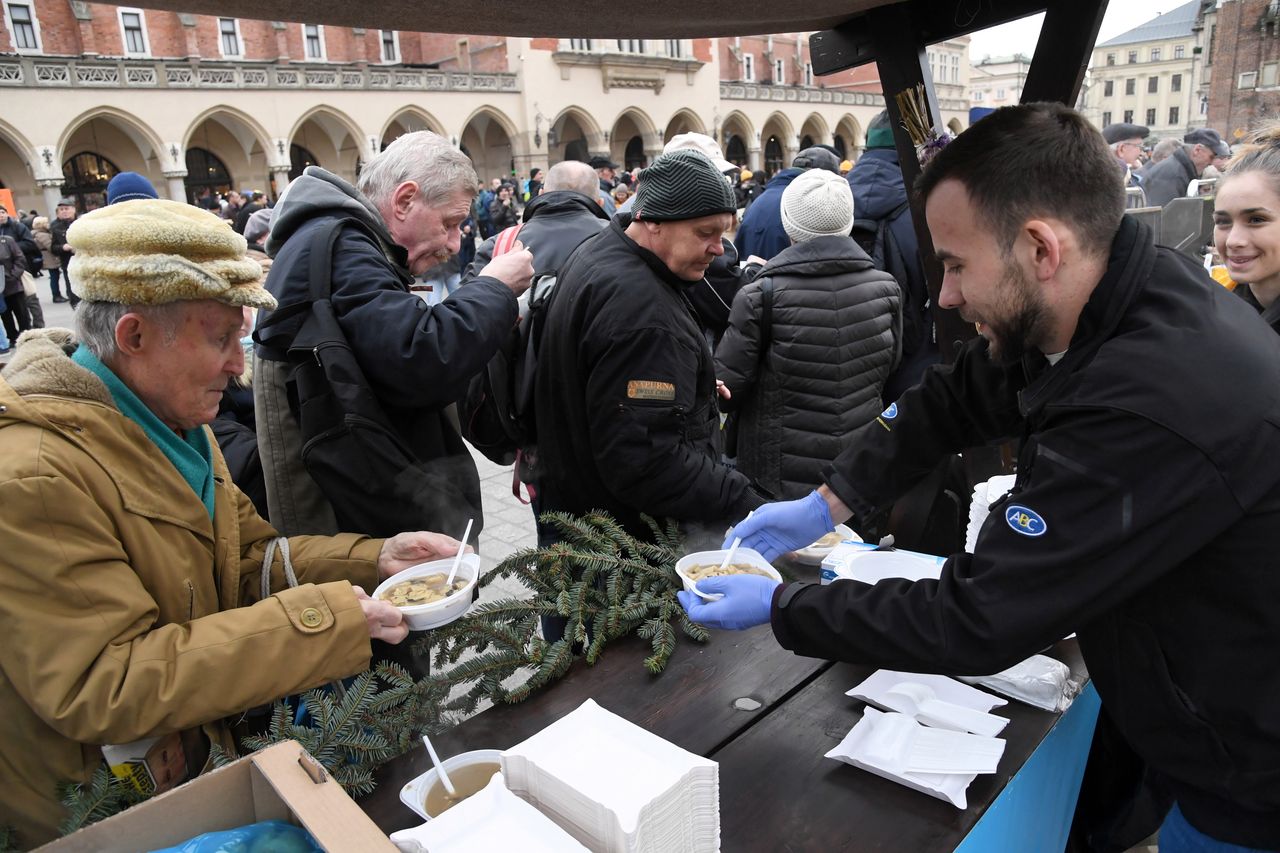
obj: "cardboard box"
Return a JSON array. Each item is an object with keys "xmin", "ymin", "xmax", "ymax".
[{"xmin": 39, "ymin": 740, "xmax": 396, "ymax": 852}]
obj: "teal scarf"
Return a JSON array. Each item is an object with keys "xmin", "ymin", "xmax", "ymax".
[{"xmin": 73, "ymin": 346, "xmax": 216, "ymax": 518}]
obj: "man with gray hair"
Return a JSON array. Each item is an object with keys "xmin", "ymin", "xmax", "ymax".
[{"xmin": 254, "ymin": 130, "xmax": 533, "ymax": 539}]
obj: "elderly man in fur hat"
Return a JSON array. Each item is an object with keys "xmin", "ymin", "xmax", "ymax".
[{"xmin": 0, "ymin": 199, "xmax": 468, "ymax": 848}]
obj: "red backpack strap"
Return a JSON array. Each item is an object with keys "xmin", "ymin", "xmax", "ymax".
[{"xmin": 493, "ymin": 223, "xmax": 523, "ymax": 257}]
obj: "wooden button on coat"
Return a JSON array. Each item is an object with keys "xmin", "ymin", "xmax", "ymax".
[{"xmin": 300, "ymin": 607, "xmax": 323, "ymax": 628}]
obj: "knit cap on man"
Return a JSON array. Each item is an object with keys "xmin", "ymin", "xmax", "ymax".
[
  {"xmin": 781, "ymin": 168, "xmax": 856, "ymax": 244},
  {"xmin": 66, "ymin": 198, "xmax": 276, "ymax": 309},
  {"xmin": 633, "ymin": 149, "xmax": 737, "ymax": 222}
]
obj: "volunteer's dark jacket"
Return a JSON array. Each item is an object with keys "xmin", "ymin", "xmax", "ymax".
[
  {"xmin": 463, "ymin": 189, "xmax": 608, "ymax": 282},
  {"xmin": 1138, "ymin": 146, "xmax": 1198, "ymax": 207},
  {"xmin": 770, "ymin": 216, "xmax": 1280, "ymax": 848},
  {"xmin": 733, "ymin": 168, "xmax": 800, "ymax": 262},
  {"xmin": 534, "ymin": 215, "xmax": 765, "ymax": 539},
  {"xmin": 253, "ymin": 166, "xmax": 517, "ymax": 537},
  {"xmin": 1236, "ymin": 285, "xmax": 1280, "ymax": 337},
  {"xmin": 714, "ymin": 235, "xmax": 901, "ymax": 499}
]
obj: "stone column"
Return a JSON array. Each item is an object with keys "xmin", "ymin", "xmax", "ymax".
[
  {"xmin": 270, "ymin": 167, "xmax": 291, "ymax": 197},
  {"xmin": 164, "ymin": 172, "xmax": 188, "ymax": 203},
  {"xmin": 747, "ymin": 147, "xmax": 763, "ymax": 172},
  {"xmin": 38, "ymin": 181, "xmax": 65, "ymax": 219}
]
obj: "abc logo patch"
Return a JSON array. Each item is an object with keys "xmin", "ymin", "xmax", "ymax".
[
  {"xmin": 882, "ymin": 403, "xmax": 899, "ymax": 420},
  {"xmin": 1005, "ymin": 505, "xmax": 1047, "ymax": 537}
]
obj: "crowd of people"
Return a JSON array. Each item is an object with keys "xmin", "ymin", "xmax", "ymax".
[{"xmin": 1, "ymin": 102, "xmax": 1278, "ymax": 852}]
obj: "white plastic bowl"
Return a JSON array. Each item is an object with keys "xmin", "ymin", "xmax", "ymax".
[
  {"xmin": 398, "ymin": 748, "xmax": 503, "ymax": 820},
  {"xmin": 675, "ymin": 548, "xmax": 781, "ymax": 601},
  {"xmin": 791, "ymin": 524, "xmax": 861, "ymax": 566},
  {"xmin": 372, "ymin": 554, "xmax": 480, "ymax": 632}
]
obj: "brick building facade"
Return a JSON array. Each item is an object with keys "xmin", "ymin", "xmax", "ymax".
[{"xmin": 1205, "ymin": 0, "xmax": 1280, "ymax": 141}]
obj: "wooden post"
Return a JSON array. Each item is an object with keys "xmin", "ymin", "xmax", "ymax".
[{"xmin": 1021, "ymin": 0, "xmax": 1111, "ymax": 105}]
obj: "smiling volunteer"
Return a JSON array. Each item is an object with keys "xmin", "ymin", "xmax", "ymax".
[{"xmin": 680, "ymin": 104, "xmax": 1280, "ymax": 852}]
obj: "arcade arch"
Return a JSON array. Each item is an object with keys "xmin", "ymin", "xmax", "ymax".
[
  {"xmin": 380, "ymin": 107, "xmax": 447, "ymax": 150},
  {"xmin": 610, "ymin": 108, "xmax": 657, "ymax": 170},
  {"xmin": 460, "ymin": 107, "xmax": 517, "ymax": 183},
  {"xmin": 834, "ymin": 115, "xmax": 863, "ymax": 161},
  {"xmin": 183, "ymin": 107, "xmax": 273, "ymax": 201},
  {"xmin": 288, "ymin": 107, "xmax": 364, "ymax": 185},
  {"xmin": 663, "ymin": 109, "xmax": 706, "ymax": 142},
  {"xmin": 799, "ymin": 114, "xmax": 830, "ymax": 151},
  {"xmin": 550, "ymin": 107, "xmax": 602, "ymax": 164},
  {"xmin": 58, "ymin": 109, "xmax": 165, "ymax": 211},
  {"xmin": 759, "ymin": 112, "xmax": 796, "ymax": 178}
]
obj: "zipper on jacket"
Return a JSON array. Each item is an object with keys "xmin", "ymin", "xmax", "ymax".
[{"xmin": 183, "ymin": 578, "xmax": 196, "ymax": 621}]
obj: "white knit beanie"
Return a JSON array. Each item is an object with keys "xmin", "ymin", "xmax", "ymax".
[{"xmin": 780, "ymin": 168, "xmax": 856, "ymax": 244}]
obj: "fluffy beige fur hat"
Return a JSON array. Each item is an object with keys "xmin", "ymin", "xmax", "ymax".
[{"xmin": 66, "ymin": 199, "xmax": 277, "ymax": 310}]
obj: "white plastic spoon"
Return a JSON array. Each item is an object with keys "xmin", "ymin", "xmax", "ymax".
[
  {"xmin": 882, "ymin": 682, "xmax": 1009, "ymax": 738},
  {"xmin": 445, "ymin": 518, "xmax": 473, "ymax": 587},
  {"xmin": 421, "ymin": 733, "xmax": 457, "ymax": 798}
]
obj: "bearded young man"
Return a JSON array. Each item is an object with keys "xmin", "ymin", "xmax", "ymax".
[{"xmin": 682, "ymin": 103, "xmax": 1280, "ymax": 851}]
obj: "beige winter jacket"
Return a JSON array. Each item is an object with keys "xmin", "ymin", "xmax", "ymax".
[{"xmin": 0, "ymin": 330, "xmax": 382, "ymax": 848}]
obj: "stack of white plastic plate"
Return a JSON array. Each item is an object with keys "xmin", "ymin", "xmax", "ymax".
[
  {"xmin": 501, "ymin": 699, "xmax": 719, "ymax": 853},
  {"xmin": 965, "ymin": 474, "xmax": 1018, "ymax": 552}
]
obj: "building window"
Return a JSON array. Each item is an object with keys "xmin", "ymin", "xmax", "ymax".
[
  {"xmin": 7, "ymin": 2, "xmax": 39, "ymax": 51},
  {"xmin": 1102, "ymin": 111, "xmax": 1112, "ymax": 126},
  {"xmin": 218, "ymin": 17, "xmax": 240, "ymax": 57},
  {"xmin": 381, "ymin": 30, "xmax": 399, "ymax": 63},
  {"xmin": 1171, "ymin": 73, "xmax": 1182, "ymax": 92},
  {"xmin": 1104, "ymin": 79, "xmax": 1114, "ymax": 96},
  {"xmin": 304, "ymin": 24, "xmax": 324, "ymax": 60},
  {"xmin": 1169, "ymin": 106, "xmax": 1180, "ymax": 125},
  {"xmin": 1264, "ymin": 62, "xmax": 1280, "ymax": 88},
  {"xmin": 1148, "ymin": 76, "xmax": 1158, "ymax": 93},
  {"xmin": 1123, "ymin": 109, "xmax": 1134, "ymax": 123},
  {"xmin": 118, "ymin": 8, "xmax": 147, "ymax": 55},
  {"xmin": 1106, "ymin": 52, "xmax": 1116, "ymax": 66},
  {"xmin": 928, "ymin": 50, "xmax": 936, "ymax": 79},
  {"xmin": 665, "ymin": 39, "xmax": 682, "ymax": 58},
  {"xmin": 764, "ymin": 135, "xmax": 784, "ymax": 176},
  {"xmin": 950, "ymin": 54, "xmax": 959, "ymax": 83},
  {"xmin": 743, "ymin": 53, "xmax": 754, "ymax": 82},
  {"xmin": 804, "ymin": 62, "xmax": 813, "ymax": 86},
  {"xmin": 774, "ymin": 58, "xmax": 785, "ymax": 84},
  {"xmin": 1125, "ymin": 78, "xmax": 1135, "ymax": 95},
  {"xmin": 615, "ymin": 39, "xmax": 644, "ymax": 53},
  {"xmin": 61, "ymin": 152, "xmax": 119, "ymax": 213},
  {"xmin": 996, "ymin": 87, "xmax": 1006, "ymax": 100},
  {"xmin": 1128, "ymin": 50, "xmax": 1138, "ymax": 63},
  {"xmin": 1150, "ymin": 47, "xmax": 1161, "ymax": 61},
  {"xmin": 1146, "ymin": 108, "xmax": 1156, "ymax": 125},
  {"xmin": 1174, "ymin": 44, "xmax": 1185, "ymax": 59},
  {"xmin": 184, "ymin": 147, "xmax": 232, "ymax": 205},
  {"xmin": 568, "ymin": 38, "xmax": 592, "ymax": 51},
  {"xmin": 1239, "ymin": 71, "xmax": 1258, "ymax": 89},
  {"xmin": 973, "ymin": 90, "xmax": 984, "ymax": 102}
]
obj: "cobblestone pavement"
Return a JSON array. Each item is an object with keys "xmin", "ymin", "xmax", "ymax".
[{"xmin": 470, "ymin": 446, "xmax": 537, "ymax": 601}]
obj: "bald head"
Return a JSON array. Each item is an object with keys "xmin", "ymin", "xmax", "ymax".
[{"xmin": 543, "ymin": 160, "xmax": 599, "ymax": 198}]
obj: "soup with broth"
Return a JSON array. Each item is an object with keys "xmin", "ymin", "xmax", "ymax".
[
  {"xmin": 425, "ymin": 761, "xmax": 502, "ymax": 816},
  {"xmin": 379, "ymin": 573, "xmax": 468, "ymax": 607}
]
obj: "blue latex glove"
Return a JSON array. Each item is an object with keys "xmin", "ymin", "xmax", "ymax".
[
  {"xmin": 724, "ymin": 491, "xmax": 834, "ymax": 562},
  {"xmin": 678, "ymin": 574, "xmax": 780, "ymax": 630}
]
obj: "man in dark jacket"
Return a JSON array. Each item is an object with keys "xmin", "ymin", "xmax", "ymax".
[
  {"xmin": 683, "ymin": 103, "xmax": 1280, "ymax": 851},
  {"xmin": 734, "ymin": 146, "xmax": 840, "ymax": 262},
  {"xmin": 48, "ymin": 198, "xmax": 78, "ymax": 307},
  {"xmin": 535, "ymin": 149, "xmax": 765, "ymax": 542},
  {"xmin": 233, "ymin": 191, "xmax": 265, "ymax": 235},
  {"xmin": 0, "ymin": 206, "xmax": 39, "ymax": 274},
  {"xmin": 1141, "ymin": 128, "xmax": 1230, "ymax": 207},
  {"xmin": 848, "ymin": 111, "xmax": 938, "ymax": 399},
  {"xmin": 253, "ymin": 131, "xmax": 533, "ymax": 539},
  {"xmin": 716, "ymin": 168, "xmax": 900, "ymax": 499},
  {"xmin": 464, "ymin": 159, "xmax": 607, "ymax": 282}
]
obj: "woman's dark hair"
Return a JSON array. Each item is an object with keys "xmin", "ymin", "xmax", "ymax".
[{"xmin": 916, "ymin": 102, "xmax": 1125, "ymax": 258}]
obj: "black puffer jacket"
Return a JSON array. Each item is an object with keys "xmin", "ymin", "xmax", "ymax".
[
  {"xmin": 463, "ymin": 190, "xmax": 607, "ymax": 282},
  {"xmin": 534, "ymin": 216, "xmax": 764, "ymax": 540},
  {"xmin": 715, "ymin": 235, "xmax": 900, "ymax": 499}
]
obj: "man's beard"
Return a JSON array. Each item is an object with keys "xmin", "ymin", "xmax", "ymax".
[{"xmin": 980, "ymin": 260, "xmax": 1048, "ymax": 366}]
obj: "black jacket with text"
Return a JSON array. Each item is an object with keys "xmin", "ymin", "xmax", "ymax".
[
  {"xmin": 771, "ymin": 216, "xmax": 1280, "ymax": 847},
  {"xmin": 534, "ymin": 216, "xmax": 764, "ymax": 540}
]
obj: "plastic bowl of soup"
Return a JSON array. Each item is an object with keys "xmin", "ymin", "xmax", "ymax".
[
  {"xmin": 675, "ymin": 548, "xmax": 782, "ymax": 601},
  {"xmin": 372, "ymin": 554, "xmax": 480, "ymax": 631},
  {"xmin": 791, "ymin": 524, "xmax": 861, "ymax": 565},
  {"xmin": 398, "ymin": 748, "xmax": 503, "ymax": 820}
]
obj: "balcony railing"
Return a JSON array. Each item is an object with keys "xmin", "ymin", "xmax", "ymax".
[
  {"xmin": 719, "ymin": 82, "xmax": 967, "ymax": 113},
  {"xmin": 0, "ymin": 57, "xmax": 519, "ymax": 93}
]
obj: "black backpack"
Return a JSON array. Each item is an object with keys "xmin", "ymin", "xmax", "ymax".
[
  {"xmin": 458, "ymin": 224, "xmax": 562, "ymax": 502},
  {"xmin": 850, "ymin": 200, "xmax": 929, "ymax": 359}
]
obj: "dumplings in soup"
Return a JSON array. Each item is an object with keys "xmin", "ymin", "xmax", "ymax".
[
  {"xmin": 684, "ymin": 563, "xmax": 773, "ymax": 581},
  {"xmin": 378, "ymin": 574, "xmax": 468, "ymax": 607}
]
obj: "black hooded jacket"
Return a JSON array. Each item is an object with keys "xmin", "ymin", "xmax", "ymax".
[{"xmin": 463, "ymin": 190, "xmax": 608, "ymax": 282}]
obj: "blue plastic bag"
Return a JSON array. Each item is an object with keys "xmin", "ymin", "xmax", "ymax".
[{"xmin": 149, "ymin": 819, "xmax": 323, "ymax": 853}]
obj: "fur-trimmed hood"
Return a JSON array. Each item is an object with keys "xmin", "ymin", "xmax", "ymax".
[
  {"xmin": 266, "ymin": 166, "xmax": 395, "ymax": 259},
  {"xmin": 0, "ymin": 328, "xmax": 110, "ymax": 408}
]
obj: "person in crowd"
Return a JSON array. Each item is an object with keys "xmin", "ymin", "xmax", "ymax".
[
  {"xmin": 0, "ymin": 233, "xmax": 30, "ymax": 341},
  {"xmin": 0, "ymin": 198, "xmax": 471, "ymax": 848},
  {"xmin": 464, "ymin": 159, "xmax": 607, "ymax": 283},
  {"xmin": 1142, "ymin": 128, "xmax": 1231, "ymax": 207},
  {"xmin": 681, "ymin": 103, "xmax": 1280, "ymax": 853},
  {"xmin": 458, "ymin": 214, "xmax": 477, "ymax": 273},
  {"xmin": 253, "ymin": 131, "xmax": 532, "ymax": 539},
  {"xmin": 19, "ymin": 208, "xmax": 36, "ymax": 229},
  {"xmin": 715, "ymin": 168, "xmax": 900, "ymax": 499},
  {"xmin": 220, "ymin": 189, "xmax": 244, "ymax": 222},
  {"xmin": 590, "ymin": 155, "xmax": 620, "ymax": 215},
  {"xmin": 233, "ymin": 191, "xmax": 265, "ymax": 235},
  {"xmin": 473, "ymin": 178, "xmax": 495, "ymax": 239},
  {"xmin": 611, "ymin": 183, "xmax": 631, "ymax": 208},
  {"xmin": 735, "ymin": 146, "xmax": 841, "ymax": 262},
  {"xmin": 1102, "ymin": 122, "xmax": 1149, "ymax": 207},
  {"xmin": 488, "ymin": 183, "xmax": 520, "ymax": 233},
  {"xmin": 105, "ymin": 170, "xmax": 159, "ymax": 205},
  {"xmin": 738, "ymin": 169, "xmax": 762, "ymax": 211},
  {"xmin": 847, "ymin": 110, "xmax": 938, "ymax": 399},
  {"xmin": 1214, "ymin": 125, "xmax": 1280, "ymax": 337},
  {"xmin": 535, "ymin": 149, "xmax": 766, "ymax": 546},
  {"xmin": 0, "ymin": 204, "xmax": 39, "ymax": 273},
  {"xmin": 242, "ymin": 207, "xmax": 274, "ymax": 278},
  {"xmin": 32, "ymin": 215, "xmax": 61, "ymax": 303},
  {"xmin": 1141, "ymin": 137, "xmax": 1180, "ymax": 172},
  {"xmin": 50, "ymin": 197, "xmax": 79, "ymax": 307},
  {"xmin": 525, "ymin": 167, "xmax": 545, "ymax": 202}
]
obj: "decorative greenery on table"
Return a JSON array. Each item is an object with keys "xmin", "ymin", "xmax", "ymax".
[{"xmin": 48, "ymin": 511, "xmax": 705, "ymax": 840}]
